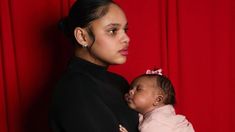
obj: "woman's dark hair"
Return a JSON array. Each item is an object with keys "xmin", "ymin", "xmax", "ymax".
[
  {"xmin": 59, "ymin": 0, "xmax": 115, "ymax": 46},
  {"xmin": 133, "ymin": 74, "xmax": 176, "ymax": 105}
]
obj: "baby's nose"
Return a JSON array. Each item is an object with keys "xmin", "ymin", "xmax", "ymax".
[{"xmin": 129, "ymin": 89, "xmax": 134, "ymax": 95}]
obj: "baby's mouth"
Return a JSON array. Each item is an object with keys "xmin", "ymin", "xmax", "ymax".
[
  {"xmin": 126, "ymin": 96, "xmax": 132, "ymax": 103},
  {"xmin": 124, "ymin": 94, "xmax": 131, "ymax": 102}
]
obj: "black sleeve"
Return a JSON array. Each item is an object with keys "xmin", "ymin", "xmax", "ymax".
[{"xmin": 50, "ymin": 75, "xmax": 119, "ymax": 132}]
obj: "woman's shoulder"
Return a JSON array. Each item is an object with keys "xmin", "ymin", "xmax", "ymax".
[
  {"xmin": 61, "ymin": 70, "xmax": 92, "ymax": 81},
  {"xmin": 56, "ymin": 71, "xmax": 96, "ymax": 91}
]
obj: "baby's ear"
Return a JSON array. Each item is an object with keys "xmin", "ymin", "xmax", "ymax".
[{"xmin": 153, "ymin": 95, "xmax": 164, "ymax": 106}]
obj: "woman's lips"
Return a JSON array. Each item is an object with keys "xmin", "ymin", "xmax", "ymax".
[{"xmin": 119, "ymin": 49, "xmax": 128, "ymax": 56}]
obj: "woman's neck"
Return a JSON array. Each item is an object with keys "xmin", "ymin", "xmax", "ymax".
[{"xmin": 74, "ymin": 48, "xmax": 109, "ymax": 67}]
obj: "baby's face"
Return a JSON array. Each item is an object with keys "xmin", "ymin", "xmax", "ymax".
[{"xmin": 126, "ymin": 76, "xmax": 162, "ymax": 114}]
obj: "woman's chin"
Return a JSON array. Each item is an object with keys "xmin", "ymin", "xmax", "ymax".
[{"xmin": 114, "ymin": 57, "xmax": 127, "ymax": 64}]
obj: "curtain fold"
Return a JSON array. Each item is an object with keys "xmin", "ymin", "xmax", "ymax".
[
  {"xmin": 1, "ymin": 0, "xmax": 74, "ymax": 132},
  {"xmin": 1, "ymin": 0, "xmax": 235, "ymax": 132},
  {"xmin": 0, "ymin": 0, "xmax": 22, "ymax": 131},
  {"xmin": 0, "ymin": 31, "xmax": 8, "ymax": 132}
]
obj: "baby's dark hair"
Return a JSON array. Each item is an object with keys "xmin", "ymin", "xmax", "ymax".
[
  {"xmin": 59, "ymin": 0, "xmax": 115, "ymax": 46},
  {"xmin": 135, "ymin": 74, "xmax": 176, "ymax": 105}
]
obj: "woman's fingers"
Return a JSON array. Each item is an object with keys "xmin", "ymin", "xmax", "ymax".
[{"xmin": 119, "ymin": 125, "xmax": 128, "ymax": 132}]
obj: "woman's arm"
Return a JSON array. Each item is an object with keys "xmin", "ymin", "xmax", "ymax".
[{"xmin": 51, "ymin": 75, "xmax": 119, "ymax": 132}]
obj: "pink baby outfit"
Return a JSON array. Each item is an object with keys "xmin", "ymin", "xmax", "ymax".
[{"xmin": 138, "ymin": 105, "xmax": 195, "ymax": 132}]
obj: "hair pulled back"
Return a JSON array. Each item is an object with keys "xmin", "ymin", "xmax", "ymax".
[{"xmin": 59, "ymin": 0, "xmax": 115, "ymax": 46}]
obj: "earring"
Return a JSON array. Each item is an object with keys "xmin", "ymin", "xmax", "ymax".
[{"xmin": 82, "ymin": 44, "xmax": 88, "ymax": 48}]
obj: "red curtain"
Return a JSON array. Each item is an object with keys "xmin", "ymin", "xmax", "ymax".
[{"xmin": 1, "ymin": 0, "xmax": 235, "ymax": 132}]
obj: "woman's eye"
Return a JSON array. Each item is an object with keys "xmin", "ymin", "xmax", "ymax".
[{"xmin": 108, "ymin": 28, "xmax": 118, "ymax": 35}]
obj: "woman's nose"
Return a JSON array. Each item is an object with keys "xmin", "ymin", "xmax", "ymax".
[{"xmin": 121, "ymin": 33, "xmax": 130, "ymax": 45}]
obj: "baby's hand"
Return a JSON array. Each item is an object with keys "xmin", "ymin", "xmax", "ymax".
[{"xmin": 119, "ymin": 124, "xmax": 128, "ymax": 132}]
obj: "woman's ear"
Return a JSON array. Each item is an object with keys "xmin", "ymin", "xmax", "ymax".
[
  {"xmin": 153, "ymin": 95, "xmax": 164, "ymax": 106},
  {"xmin": 74, "ymin": 27, "xmax": 89, "ymax": 47}
]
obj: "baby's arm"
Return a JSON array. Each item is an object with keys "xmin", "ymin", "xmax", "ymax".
[{"xmin": 119, "ymin": 125, "xmax": 128, "ymax": 132}]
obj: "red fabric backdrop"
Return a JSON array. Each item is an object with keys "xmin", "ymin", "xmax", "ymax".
[{"xmin": 1, "ymin": 0, "xmax": 235, "ymax": 132}]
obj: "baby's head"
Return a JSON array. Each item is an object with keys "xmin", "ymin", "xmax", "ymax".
[{"xmin": 126, "ymin": 71, "xmax": 175, "ymax": 114}]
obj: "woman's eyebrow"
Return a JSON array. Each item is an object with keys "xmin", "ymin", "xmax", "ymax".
[
  {"xmin": 105, "ymin": 23, "xmax": 120, "ymax": 28},
  {"xmin": 105, "ymin": 22, "xmax": 128, "ymax": 28}
]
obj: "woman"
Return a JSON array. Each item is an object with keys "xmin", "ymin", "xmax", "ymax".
[{"xmin": 50, "ymin": 0, "xmax": 139, "ymax": 131}]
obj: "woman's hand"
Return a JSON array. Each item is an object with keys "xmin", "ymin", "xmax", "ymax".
[{"xmin": 119, "ymin": 125, "xmax": 128, "ymax": 132}]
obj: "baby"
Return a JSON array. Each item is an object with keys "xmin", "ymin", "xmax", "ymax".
[{"xmin": 120, "ymin": 69, "xmax": 195, "ymax": 132}]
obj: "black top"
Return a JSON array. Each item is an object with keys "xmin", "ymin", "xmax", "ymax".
[{"xmin": 50, "ymin": 56, "xmax": 139, "ymax": 132}]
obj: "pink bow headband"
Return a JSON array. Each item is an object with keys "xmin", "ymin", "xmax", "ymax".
[{"xmin": 146, "ymin": 69, "xmax": 163, "ymax": 76}]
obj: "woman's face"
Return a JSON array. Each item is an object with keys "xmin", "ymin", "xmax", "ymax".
[
  {"xmin": 126, "ymin": 77, "xmax": 160, "ymax": 114},
  {"xmin": 87, "ymin": 3, "xmax": 130, "ymax": 66}
]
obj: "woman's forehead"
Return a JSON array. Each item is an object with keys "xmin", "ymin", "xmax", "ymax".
[{"xmin": 91, "ymin": 3, "xmax": 127, "ymax": 28}]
